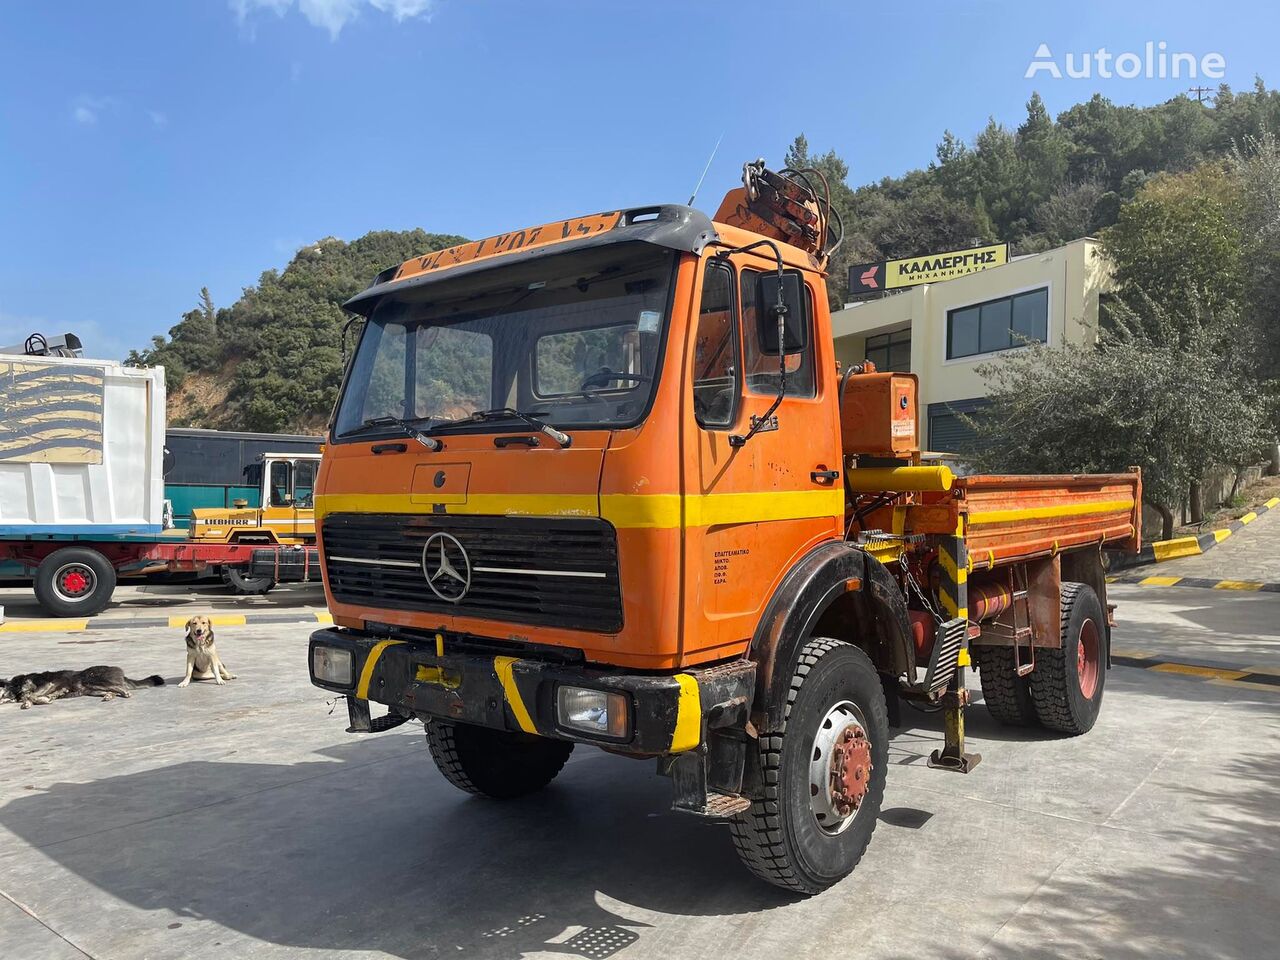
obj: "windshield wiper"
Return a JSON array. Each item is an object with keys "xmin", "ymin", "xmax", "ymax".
[
  {"xmin": 435, "ymin": 408, "xmax": 572, "ymax": 448},
  {"xmin": 358, "ymin": 416, "xmax": 444, "ymax": 451}
]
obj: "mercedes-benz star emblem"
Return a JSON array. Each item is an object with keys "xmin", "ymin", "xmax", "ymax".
[{"xmin": 421, "ymin": 532, "xmax": 471, "ymax": 602}]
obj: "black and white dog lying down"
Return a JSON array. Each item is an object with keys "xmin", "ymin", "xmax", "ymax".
[{"xmin": 0, "ymin": 667, "xmax": 165, "ymax": 709}]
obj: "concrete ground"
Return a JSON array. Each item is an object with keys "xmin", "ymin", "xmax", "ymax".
[{"xmin": 0, "ymin": 584, "xmax": 1277, "ymax": 960}]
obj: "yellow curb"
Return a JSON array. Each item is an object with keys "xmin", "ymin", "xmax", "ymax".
[
  {"xmin": 1213, "ymin": 528, "xmax": 1233, "ymax": 542},
  {"xmin": 1150, "ymin": 663, "xmax": 1248, "ymax": 681},
  {"xmin": 1112, "ymin": 648, "xmax": 1157, "ymax": 660},
  {"xmin": 1151, "ymin": 536, "xmax": 1202, "ymax": 561},
  {"xmin": 166, "ymin": 614, "xmax": 248, "ymax": 628},
  {"xmin": 1139, "ymin": 575, "xmax": 1183, "ymax": 586},
  {"xmin": 315, "ymin": 612, "xmax": 333, "ymax": 623},
  {"xmin": 0, "ymin": 619, "xmax": 89, "ymax": 633},
  {"xmin": 1267, "ymin": 497, "xmax": 1280, "ymax": 509},
  {"xmin": 1212, "ymin": 580, "xmax": 1265, "ymax": 591},
  {"xmin": 1239, "ymin": 512, "xmax": 1259, "ymax": 525}
]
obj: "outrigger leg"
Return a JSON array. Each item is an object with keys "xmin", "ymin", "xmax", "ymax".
[{"xmin": 928, "ymin": 530, "xmax": 981, "ymax": 773}]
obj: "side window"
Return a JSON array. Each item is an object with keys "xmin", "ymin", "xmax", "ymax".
[
  {"xmin": 293, "ymin": 459, "xmax": 318, "ymax": 507},
  {"xmin": 268, "ymin": 461, "xmax": 292, "ymax": 507},
  {"xmin": 692, "ymin": 260, "xmax": 739, "ymax": 428},
  {"xmin": 362, "ymin": 323, "xmax": 408, "ymax": 420},
  {"xmin": 741, "ymin": 269, "xmax": 816, "ymax": 397}
]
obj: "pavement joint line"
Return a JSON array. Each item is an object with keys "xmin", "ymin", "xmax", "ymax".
[
  {"xmin": 1108, "ymin": 493, "xmax": 1280, "ymax": 570},
  {"xmin": 0, "ymin": 611, "xmax": 332, "ymax": 635},
  {"xmin": 0, "ymin": 886, "xmax": 97, "ymax": 960},
  {"xmin": 1106, "ymin": 574, "xmax": 1280, "ymax": 593}
]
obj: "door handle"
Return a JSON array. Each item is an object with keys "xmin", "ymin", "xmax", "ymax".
[
  {"xmin": 810, "ymin": 469, "xmax": 840, "ymax": 485},
  {"xmin": 371, "ymin": 442, "xmax": 407, "ymax": 454}
]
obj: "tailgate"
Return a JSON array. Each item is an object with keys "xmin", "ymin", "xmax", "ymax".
[{"xmin": 957, "ymin": 471, "xmax": 1141, "ymax": 568}]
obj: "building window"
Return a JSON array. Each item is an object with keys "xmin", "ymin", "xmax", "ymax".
[
  {"xmin": 865, "ymin": 329, "xmax": 911, "ymax": 372},
  {"xmin": 927, "ymin": 398, "xmax": 989, "ymax": 453},
  {"xmin": 947, "ymin": 287, "xmax": 1048, "ymax": 360}
]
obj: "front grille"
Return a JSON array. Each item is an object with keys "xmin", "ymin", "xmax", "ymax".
[{"xmin": 322, "ymin": 513, "xmax": 623, "ymax": 633}]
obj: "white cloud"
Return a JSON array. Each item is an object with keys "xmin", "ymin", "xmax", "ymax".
[
  {"xmin": 231, "ymin": 0, "xmax": 433, "ymax": 39},
  {"xmin": 71, "ymin": 95, "xmax": 119, "ymax": 126}
]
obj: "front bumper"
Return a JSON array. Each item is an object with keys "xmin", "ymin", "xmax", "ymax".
[{"xmin": 308, "ymin": 627, "xmax": 754, "ymax": 756}]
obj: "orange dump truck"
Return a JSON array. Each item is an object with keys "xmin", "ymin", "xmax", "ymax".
[{"xmin": 308, "ymin": 161, "xmax": 1140, "ymax": 893}]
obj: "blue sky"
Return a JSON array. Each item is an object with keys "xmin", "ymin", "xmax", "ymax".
[{"xmin": 1, "ymin": 0, "xmax": 1276, "ymax": 361}]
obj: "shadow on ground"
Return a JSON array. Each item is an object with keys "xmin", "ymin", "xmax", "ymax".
[{"xmin": 0, "ymin": 737, "xmax": 800, "ymax": 959}]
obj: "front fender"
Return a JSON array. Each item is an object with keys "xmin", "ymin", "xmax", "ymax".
[{"xmin": 748, "ymin": 540, "xmax": 913, "ymax": 730}]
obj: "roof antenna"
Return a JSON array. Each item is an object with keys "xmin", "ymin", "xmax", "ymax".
[{"xmin": 687, "ymin": 132, "xmax": 724, "ymax": 207}]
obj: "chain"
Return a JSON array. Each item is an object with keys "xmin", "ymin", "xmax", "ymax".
[{"xmin": 904, "ymin": 563, "xmax": 945, "ymax": 623}]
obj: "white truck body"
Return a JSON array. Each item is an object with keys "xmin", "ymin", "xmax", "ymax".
[{"xmin": 0, "ymin": 354, "xmax": 166, "ymax": 539}]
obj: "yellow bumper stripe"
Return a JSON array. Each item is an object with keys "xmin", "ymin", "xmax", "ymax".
[
  {"xmin": 356, "ymin": 639, "xmax": 405, "ymax": 699},
  {"xmin": 494, "ymin": 656, "xmax": 538, "ymax": 734},
  {"xmin": 1151, "ymin": 536, "xmax": 1202, "ymax": 561},
  {"xmin": 968, "ymin": 499, "xmax": 1134, "ymax": 525},
  {"xmin": 670, "ymin": 674, "xmax": 702, "ymax": 753}
]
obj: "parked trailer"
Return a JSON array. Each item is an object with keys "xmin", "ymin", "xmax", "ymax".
[{"xmin": 0, "ymin": 354, "xmax": 316, "ymax": 616}]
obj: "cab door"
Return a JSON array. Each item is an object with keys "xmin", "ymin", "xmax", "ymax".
[
  {"xmin": 261, "ymin": 458, "xmax": 297, "ymax": 541},
  {"xmin": 681, "ymin": 252, "xmax": 843, "ymax": 662}
]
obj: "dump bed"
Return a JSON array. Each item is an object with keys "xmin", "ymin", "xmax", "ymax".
[{"xmin": 957, "ymin": 472, "xmax": 1141, "ymax": 570}]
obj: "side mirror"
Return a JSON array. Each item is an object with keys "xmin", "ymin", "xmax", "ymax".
[{"xmin": 756, "ymin": 273, "xmax": 809, "ymax": 354}]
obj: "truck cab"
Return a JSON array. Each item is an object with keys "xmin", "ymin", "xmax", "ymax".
[
  {"xmin": 308, "ymin": 163, "xmax": 1139, "ymax": 893},
  {"xmin": 189, "ymin": 452, "xmax": 320, "ymax": 546}
]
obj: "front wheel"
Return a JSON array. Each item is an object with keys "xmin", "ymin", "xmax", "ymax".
[
  {"xmin": 33, "ymin": 547, "xmax": 117, "ymax": 617},
  {"xmin": 425, "ymin": 720, "xmax": 573, "ymax": 799},
  {"xmin": 1029, "ymin": 582, "xmax": 1107, "ymax": 735},
  {"xmin": 730, "ymin": 638, "xmax": 888, "ymax": 894}
]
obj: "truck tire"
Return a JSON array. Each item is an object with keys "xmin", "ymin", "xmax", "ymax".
[
  {"xmin": 1029, "ymin": 582, "xmax": 1106, "ymax": 735},
  {"xmin": 219, "ymin": 565, "xmax": 275, "ymax": 596},
  {"xmin": 33, "ymin": 547, "xmax": 117, "ymax": 618},
  {"xmin": 424, "ymin": 719, "xmax": 573, "ymax": 799},
  {"xmin": 730, "ymin": 638, "xmax": 887, "ymax": 894},
  {"xmin": 973, "ymin": 645, "xmax": 1038, "ymax": 726}
]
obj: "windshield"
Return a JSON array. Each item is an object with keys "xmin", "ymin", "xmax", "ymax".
[{"xmin": 334, "ymin": 245, "xmax": 675, "ymax": 439}]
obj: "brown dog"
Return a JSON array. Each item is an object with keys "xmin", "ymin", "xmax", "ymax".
[{"xmin": 179, "ymin": 615, "xmax": 236, "ymax": 687}]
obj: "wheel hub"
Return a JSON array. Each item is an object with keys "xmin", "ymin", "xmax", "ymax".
[
  {"xmin": 55, "ymin": 564, "xmax": 94, "ymax": 599},
  {"xmin": 1077, "ymin": 618, "xmax": 1101, "ymax": 699},
  {"xmin": 808, "ymin": 700, "xmax": 873, "ymax": 835},
  {"xmin": 829, "ymin": 726, "xmax": 872, "ymax": 818}
]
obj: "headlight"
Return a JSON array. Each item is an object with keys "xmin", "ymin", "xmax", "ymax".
[
  {"xmin": 312, "ymin": 645, "xmax": 354, "ymax": 686},
  {"xmin": 556, "ymin": 686, "xmax": 629, "ymax": 739}
]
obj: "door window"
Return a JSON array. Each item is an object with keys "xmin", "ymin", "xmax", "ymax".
[
  {"xmin": 293, "ymin": 460, "xmax": 318, "ymax": 507},
  {"xmin": 268, "ymin": 460, "xmax": 292, "ymax": 507},
  {"xmin": 692, "ymin": 260, "xmax": 740, "ymax": 428}
]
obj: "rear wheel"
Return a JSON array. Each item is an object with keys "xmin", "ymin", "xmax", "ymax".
[
  {"xmin": 730, "ymin": 638, "xmax": 888, "ymax": 894},
  {"xmin": 33, "ymin": 547, "xmax": 117, "ymax": 617},
  {"xmin": 219, "ymin": 565, "xmax": 275, "ymax": 596},
  {"xmin": 1029, "ymin": 582, "xmax": 1106, "ymax": 734},
  {"xmin": 973, "ymin": 644, "xmax": 1038, "ymax": 726},
  {"xmin": 425, "ymin": 720, "xmax": 573, "ymax": 799}
]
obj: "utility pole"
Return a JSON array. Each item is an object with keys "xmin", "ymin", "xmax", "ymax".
[{"xmin": 1188, "ymin": 85, "xmax": 1214, "ymax": 104}]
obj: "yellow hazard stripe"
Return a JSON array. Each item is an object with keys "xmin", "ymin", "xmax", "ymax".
[
  {"xmin": 1213, "ymin": 580, "xmax": 1265, "ymax": 591},
  {"xmin": 1139, "ymin": 575, "xmax": 1182, "ymax": 586},
  {"xmin": 315, "ymin": 612, "xmax": 333, "ymax": 624},
  {"xmin": 670, "ymin": 674, "xmax": 702, "ymax": 753},
  {"xmin": 1151, "ymin": 536, "xmax": 1202, "ymax": 561},
  {"xmin": 356, "ymin": 639, "xmax": 405, "ymax": 699},
  {"xmin": 967, "ymin": 499, "xmax": 1134, "ymax": 525},
  {"xmin": 1239, "ymin": 511, "xmax": 1259, "ymax": 525},
  {"xmin": 1213, "ymin": 528, "xmax": 1233, "ymax": 543},
  {"xmin": 166, "ymin": 614, "xmax": 247, "ymax": 628},
  {"xmin": 937, "ymin": 547, "xmax": 967, "ymax": 585},
  {"xmin": 1149, "ymin": 662, "xmax": 1248, "ymax": 681},
  {"xmin": 494, "ymin": 656, "xmax": 537, "ymax": 734},
  {"xmin": 0, "ymin": 619, "xmax": 89, "ymax": 633},
  {"xmin": 316, "ymin": 489, "xmax": 841, "ymax": 529}
]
